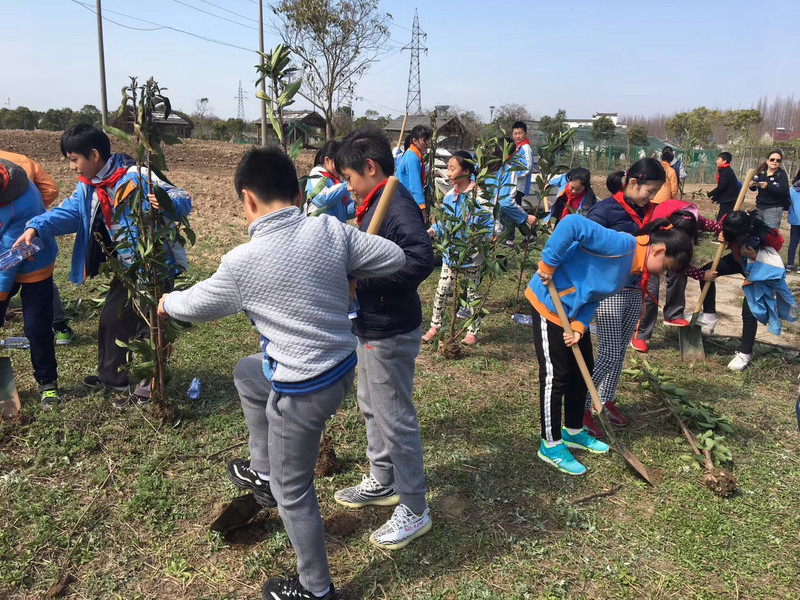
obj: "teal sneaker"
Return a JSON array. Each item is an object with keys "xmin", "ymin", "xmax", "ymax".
[
  {"xmin": 537, "ymin": 440, "xmax": 586, "ymax": 475},
  {"xmin": 561, "ymin": 427, "xmax": 610, "ymax": 454}
]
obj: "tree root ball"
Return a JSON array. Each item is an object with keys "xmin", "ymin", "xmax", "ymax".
[
  {"xmin": 703, "ymin": 467, "xmax": 738, "ymax": 497},
  {"xmin": 440, "ymin": 339, "xmax": 462, "ymax": 359},
  {"xmin": 315, "ymin": 433, "xmax": 341, "ymax": 477}
]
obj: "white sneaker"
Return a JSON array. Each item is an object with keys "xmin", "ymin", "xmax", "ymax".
[
  {"xmin": 369, "ymin": 504, "xmax": 432, "ymax": 550},
  {"xmin": 686, "ymin": 312, "xmax": 717, "ymax": 335},
  {"xmin": 334, "ymin": 474, "xmax": 399, "ymax": 509},
  {"xmin": 727, "ymin": 352, "xmax": 751, "ymax": 371}
]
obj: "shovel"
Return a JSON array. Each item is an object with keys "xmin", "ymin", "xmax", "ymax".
[
  {"xmin": 209, "ymin": 177, "xmax": 401, "ymax": 533},
  {"xmin": 0, "ymin": 357, "xmax": 20, "ymax": 417},
  {"xmin": 547, "ymin": 282, "xmax": 653, "ymax": 485},
  {"xmin": 680, "ymin": 168, "xmax": 756, "ymax": 361}
]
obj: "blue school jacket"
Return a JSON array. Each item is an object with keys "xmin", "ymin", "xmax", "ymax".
[
  {"xmin": 430, "ymin": 186, "xmax": 493, "ymax": 267},
  {"xmin": 526, "ymin": 215, "xmax": 646, "ymax": 335},
  {"xmin": 485, "ymin": 166, "xmax": 528, "ymax": 225}
]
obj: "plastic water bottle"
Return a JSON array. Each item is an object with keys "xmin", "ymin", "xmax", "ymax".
[
  {"xmin": 187, "ymin": 378, "xmax": 202, "ymax": 401},
  {"xmin": 511, "ymin": 313, "xmax": 533, "ymax": 326},
  {"xmin": 0, "ymin": 337, "xmax": 30, "ymax": 349},
  {"xmin": 0, "ymin": 239, "xmax": 44, "ymax": 272},
  {"xmin": 347, "ymin": 296, "xmax": 360, "ymax": 320}
]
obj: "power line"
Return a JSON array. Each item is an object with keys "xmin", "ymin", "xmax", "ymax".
[
  {"xmin": 171, "ymin": 0, "xmax": 258, "ymax": 31},
  {"xmin": 70, "ymin": 0, "xmax": 166, "ymax": 31},
  {"xmin": 194, "ymin": 0, "xmax": 258, "ymax": 23},
  {"xmin": 70, "ymin": 0, "xmax": 254, "ymax": 52}
]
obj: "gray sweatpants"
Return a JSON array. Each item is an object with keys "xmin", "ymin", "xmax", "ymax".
[
  {"xmin": 234, "ymin": 354, "xmax": 354, "ymax": 593},
  {"xmin": 356, "ymin": 327, "xmax": 427, "ymax": 514}
]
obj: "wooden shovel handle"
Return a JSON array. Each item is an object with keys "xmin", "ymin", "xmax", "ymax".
[
  {"xmin": 546, "ymin": 282, "xmax": 603, "ymax": 414},
  {"xmin": 366, "ymin": 176, "xmax": 399, "ymax": 235},
  {"xmin": 691, "ymin": 168, "xmax": 756, "ymax": 315},
  {"xmin": 396, "ymin": 112, "xmax": 409, "ymax": 150}
]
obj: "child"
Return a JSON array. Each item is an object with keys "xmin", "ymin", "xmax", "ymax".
[
  {"xmin": 695, "ymin": 210, "xmax": 786, "ymax": 371},
  {"xmin": 305, "ymin": 140, "xmax": 354, "ymax": 222},
  {"xmin": 332, "ymin": 126, "xmax": 435, "ymax": 551},
  {"xmin": 423, "ymin": 151, "xmax": 493, "ymax": 346},
  {"xmin": 17, "ymin": 124, "xmax": 192, "ymax": 405},
  {"xmin": 631, "ymin": 200, "xmax": 722, "ymax": 353},
  {"xmin": 785, "ymin": 170, "xmax": 800, "ymax": 272},
  {"xmin": 653, "ymin": 147, "xmax": 679, "ymax": 204},
  {"xmin": 487, "ymin": 138, "xmax": 538, "ymax": 246},
  {"xmin": 528, "ymin": 215, "xmax": 692, "ymax": 474},
  {"xmin": 511, "ymin": 121, "xmax": 534, "ymax": 206},
  {"xmin": 0, "ymin": 160, "xmax": 59, "ymax": 407},
  {"xmin": 159, "ymin": 147, "xmax": 406, "ymax": 599},
  {"xmin": 583, "ymin": 158, "xmax": 664, "ymax": 435},
  {"xmin": 707, "ymin": 151, "xmax": 740, "ymax": 220},
  {"xmin": 545, "ymin": 167, "xmax": 597, "ymax": 228},
  {"xmin": 396, "ymin": 124, "xmax": 431, "ymax": 211},
  {"xmin": 0, "ymin": 149, "xmax": 76, "ymax": 344}
]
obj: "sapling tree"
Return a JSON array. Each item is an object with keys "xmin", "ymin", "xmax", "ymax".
[
  {"xmin": 102, "ymin": 77, "xmax": 195, "ymax": 412},
  {"xmin": 255, "ymin": 43, "xmax": 304, "ymax": 159}
]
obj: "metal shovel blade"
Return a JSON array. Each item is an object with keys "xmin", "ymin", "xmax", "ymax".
[
  {"xmin": 210, "ymin": 493, "xmax": 264, "ymax": 534},
  {"xmin": 679, "ymin": 324, "xmax": 705, "ymax": 362},
  {"xmin": 0, "ymin": 357, "xmax": 20, "ymax": 417}
]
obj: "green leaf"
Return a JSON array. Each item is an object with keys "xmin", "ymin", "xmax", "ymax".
[{"xmin": 102, "ymin": 125, "xmax": 134, "ymax": 146}]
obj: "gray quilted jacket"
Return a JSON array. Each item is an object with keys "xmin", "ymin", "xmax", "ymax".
[{"xmin": 163, "ymin": 206, "xmax": 405, "ymax": 382}]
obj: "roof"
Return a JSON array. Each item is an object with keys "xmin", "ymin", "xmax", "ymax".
[
  {"xmin": 773, "ymin": 129, "xmax": 800, "ymax": 142},
  {"xmin": 252, "ymin": 110, "xmax": 326, "ymax": 129},
  {"xmin": 384, "ymin": 114, "xmax": 462, "ymax": 132},
  {"xmin": 151, "ymin": 111, "xmax": 189, "ymax": 126}
]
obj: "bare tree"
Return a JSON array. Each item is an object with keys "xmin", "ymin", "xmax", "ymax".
[{"xmin": 271, "ymin": 0, "xmax": 391, "ymax": 139}]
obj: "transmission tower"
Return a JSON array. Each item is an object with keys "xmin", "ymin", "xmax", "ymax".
[
  {"xmin": 403, "ymin": 9, "xmax": 427, "ymax": 116},
  {"xmin": 235, "ymin": 80, "xmax": 247, "ymax": 121}
]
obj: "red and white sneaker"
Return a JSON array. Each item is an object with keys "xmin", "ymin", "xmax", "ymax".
[
  {"xmin": 582, "ymin": 409, "xmax": 603, "ymax": 438},
  {"xmin": 630, "ymin": 338, "xmax": 648, "ymax": 353},
  {"xmin": 664, "ymin": 318, "xmax": 690, "ymax": 327},
  {"xmin": 603, "ymin": 400, "xmax": 629, "ymax": 427}
]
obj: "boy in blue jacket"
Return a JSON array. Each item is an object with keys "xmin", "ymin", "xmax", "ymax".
[
  {"xmin": 333, "ymin": 127, "xmax": 435, "ymax": 551},
  {"xmin": 396, "ymin": 124, "xmax": 431, "ymax": 211},
  {"xmin": 17, "ymin": 124, "xmax": 192, "ymax": 404},
  {"xmin": 0, "ymin": 159, "xmax": 59, "ymax": 407},
  {"xmin": 527, "ymin": 215, "xmax": 692, "ymax": 475}
]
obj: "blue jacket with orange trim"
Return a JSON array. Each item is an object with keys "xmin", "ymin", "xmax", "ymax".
[
  {"xmin": 0, "ymin": 180, "xmax": 58, "ymax": 299},
  {"xmin": 525, "ymin": 215, "xmax": 646, "ymax": 335}
]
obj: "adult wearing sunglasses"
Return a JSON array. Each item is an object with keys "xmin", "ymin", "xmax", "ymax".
[{"xmin": 750, "ymin": 149, "xmax": 790, "ymax": 228}]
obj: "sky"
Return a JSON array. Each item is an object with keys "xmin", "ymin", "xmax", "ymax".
[{"xmin": 4, "ymin": 0, "xmax": 799, "ymax": 124}]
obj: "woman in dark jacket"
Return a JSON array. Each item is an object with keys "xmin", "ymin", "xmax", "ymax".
[{"xmin": 750, "ymin": 149, "xmax": 790, "ymax": 228}]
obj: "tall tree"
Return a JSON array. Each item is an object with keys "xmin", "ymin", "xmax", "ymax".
[
  {"xmin": 491, "ymin": 103, "xmax": 533, "ymax": 135},
  {"xmin": 626, "ymin": 123, "xmax": 649, "ymax": 147},
  {"xmin": 591, "ymin": 116, "xmax": 617, "ymax": 144},
  {"xmin": 272, "ymin": 0, "xmax": 391, "ymax": 139},
  {"xmin": 538, "ymin": 109, "xmax": 567, "ymax": 137},
  {"xmin": 665, "ymin": 107, "xmax": 722, "ymax": 148},
  {"xmin": 723, "ymin": 109, "xmax": 762, "ymax": 145}
]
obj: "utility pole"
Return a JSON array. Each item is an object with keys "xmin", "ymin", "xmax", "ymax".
[
  {"xmin": 96, "ymin": 0, "xmax": 109, "ymax": 126},
  {"xmin": 403, "ymin": 9, "xmax": 427, "ymax": 116},
  {"xmin": 258, "ymin": 0, "xmax": 267, "ymax": 145}
]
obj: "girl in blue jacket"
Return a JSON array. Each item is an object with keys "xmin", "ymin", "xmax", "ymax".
[
  {"xmin": 423, "ymin": 151, "xmax": 493, "ymax": 346},
  {"xmin": 305, "ymin": 141, "xmax": 354, "ymax": 222},
  {"xmin": 527, "ymin": 215, "xmax": 692, "ymax": 475}
]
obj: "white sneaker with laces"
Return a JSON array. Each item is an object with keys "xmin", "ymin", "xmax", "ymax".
[
  {"xmin": 369, "ymin": 504, "xmax": 432, "ymax": 550},
  {"xmin": 686, "ymin": 312, "xmax": 717, "ymax": 335},
  {"xmin": 334, "ymin": 473, "xmax": 399, "ymax": 509},
  {"xmin": 727, "ymin": 352, "xmax": 751, "ymax": 371}
]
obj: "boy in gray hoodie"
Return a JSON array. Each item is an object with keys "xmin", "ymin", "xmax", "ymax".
[{"xmin": 158, "ymin": 147, "xmax": 405, "ymax": 600}]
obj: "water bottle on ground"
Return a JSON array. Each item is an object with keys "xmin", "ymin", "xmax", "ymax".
[
  {"xmin": 187, "ymin": 378, "xmax": 202, "ymax": 401},
  {"xmin": 0, "ymin": 239, "xmax": 44, "ymax": 272},
  {"xmin": 0, "ymin": 337, "xmax": 30, "ymax": 349},
  {"xmin": 511, "ymin": 313, "xmax": 533, "ymax": 326}
]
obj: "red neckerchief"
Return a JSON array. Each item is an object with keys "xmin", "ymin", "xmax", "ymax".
[
  {"xmin": 716, "ymin": 163, "xmax": 730, "ymax": 183},
  {"xmin": 78, "ymin": 167, "xmax": 129, "ymax": 228},
  {"xmin": 355, "ymin": 179, "xmax": 388, "ymax": 225},
  {"xmin": 612, "ymin": 190, "xmax": 654, "ymax": 229},
  {"xmin": 560, "ymin": 185, "xmax": 586, "ymax": 220},
  {"xmin": 515, "ymin": 138, "xmax": 531, "ymax": 149},
  {"xmin": 409, "ymin": 145, "xmax": 426, "ymax": 187}
]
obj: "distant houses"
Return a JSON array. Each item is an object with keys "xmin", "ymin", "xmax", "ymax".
[{"xmin": 384, "ymin": 114, "xmax": 468, "ymax": 150}]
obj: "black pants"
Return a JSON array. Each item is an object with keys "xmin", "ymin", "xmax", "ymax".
[
  {"xmin": 0, "ymin": 276, "xmax": 57, "ymax": 387},
  {"xmin": 99, "ymin": 277, "xmax": 173, "ymax": 387},
  {"xmin": 716, "ymin": 202, "xmax": 735, "ymax": 221},
  {"xmin": 532, "ymin": 312, "xmax": 594, "ymax": 442},
  {"xmin": 699, "ymin": 254, "xmax": 757, "ymax": 353},
  {"xmin": 514, "ymin": 190, "xmax": 525, "ymax": 206}
]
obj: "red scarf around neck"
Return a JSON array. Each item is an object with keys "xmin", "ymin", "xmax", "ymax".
[
  {"xmin": 409, "ymin": 145, "xmax": 427, "ymax": 187},
  {"xmin": 612, "ymin": 190, "xmax": 654, "ymax": 229},
  {"xmin": 716, "ymin": 163, "xmax": 730, "ymax": 183},
  {"xmin": 355, "ymin": 179, "xmax": 388, "ymax": 225},
  {"xmin": 560, "ymin": 185, "xmax": 586, "ymax": 219},
  {"xmin": 78, "ymin": 166, "xmax": 129, "ymax": 228},
  {"xmin": 515, "ymin": 138, "xmax": 531, "ymax": 149},
  {"xmin": 638, "ymin": 246, "xmax": 659, "ymax": 305}
]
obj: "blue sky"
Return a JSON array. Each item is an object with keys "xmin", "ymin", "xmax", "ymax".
[{"xmin": 5, "ymin": 0, "xmax": 798, "ymax": 123}]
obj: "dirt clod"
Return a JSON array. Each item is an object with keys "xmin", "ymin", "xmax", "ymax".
[
  {"xmin": 315, "ymin": 433, "xmax": 341, "ymax": 477},
  {"xmin": 440, "ymin": 339, "xmax": 462, "ymax": 359},
  {"xmin": 703, "ymin": 467, "xmax": 738, "ymax": 497},
  {"xmin": 324, "ymin": 511, "xmax": 362, "ymax": 538}
]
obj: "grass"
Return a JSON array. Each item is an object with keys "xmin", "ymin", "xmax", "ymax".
[{"xmin": 1, "ymin": 232, "xmax": 800, "ymax": 599}]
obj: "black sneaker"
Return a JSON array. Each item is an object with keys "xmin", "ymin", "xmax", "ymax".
[
  {"xmin": 262, "ymin": 574, "xmax": 337, "ymax": 600},
  {"xmin": 39, "ymin": 386, "xmax": 60, "ymax": 410},
  {"xmin": 112, "ymin": 393, "xmax": 151, "ymax": 410},
  {"xmin": 83, "ymin": 375, "xmax": 129, "ymax": 393},
  {"xmin": 227, "ymin": 459, "xmax": 277, "ymax": 508}
]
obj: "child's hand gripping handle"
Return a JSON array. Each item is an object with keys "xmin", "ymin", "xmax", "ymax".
[
  {"xmin": 690, "ymin": 168, "xmax": 756, "ymax": 320},
  {"xmin": 545, "ymin": 281, "xmax": 603, "ymax": 415}
]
